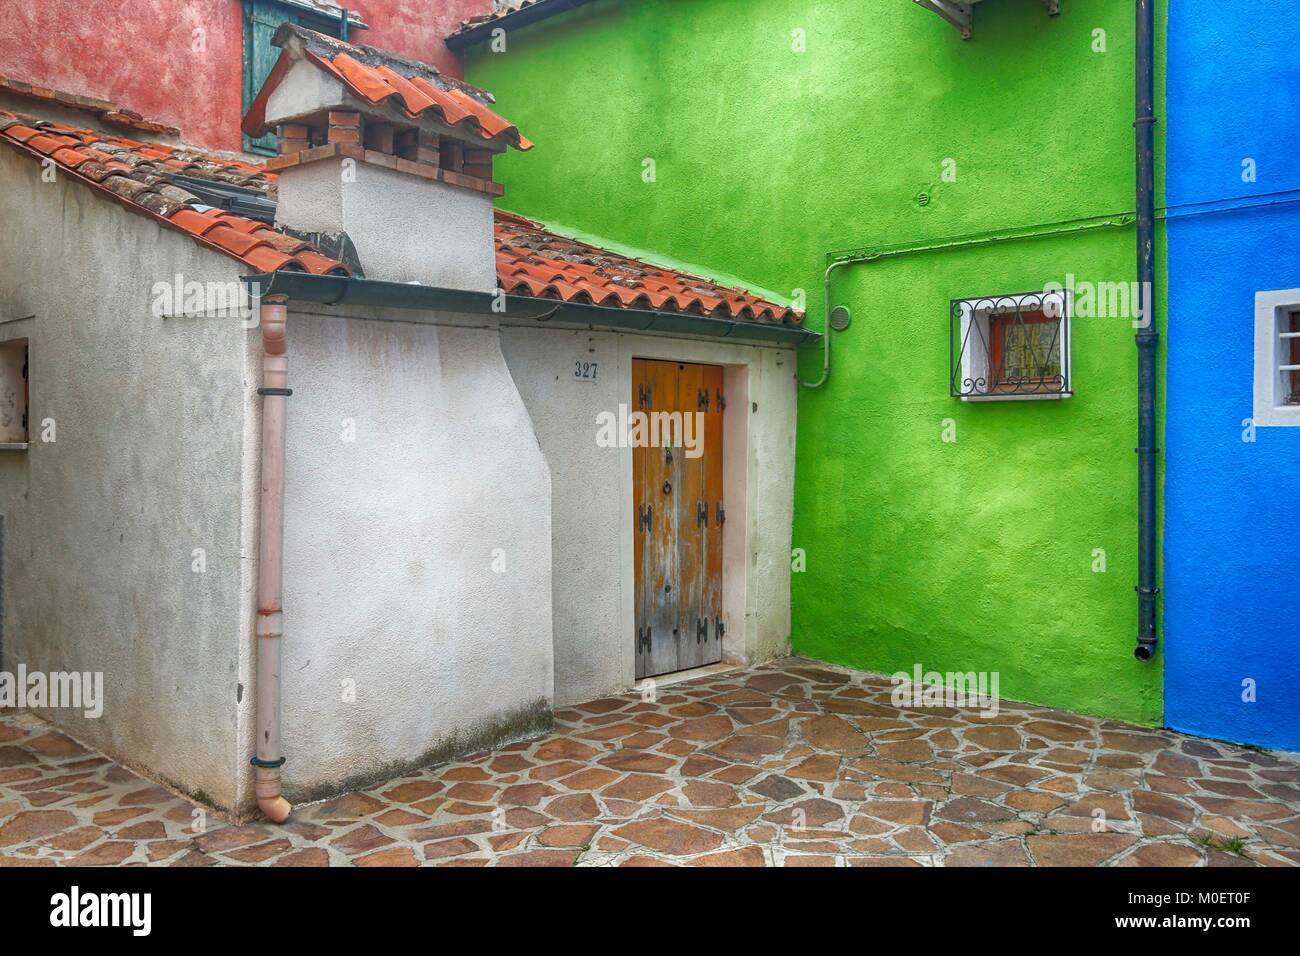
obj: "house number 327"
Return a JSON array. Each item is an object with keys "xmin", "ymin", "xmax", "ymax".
[{"xmin": 573, "ymin": 360, "xmax": 598, "ymax": 383}]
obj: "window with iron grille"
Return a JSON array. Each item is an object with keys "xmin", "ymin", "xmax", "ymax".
[
  {"xmin": 950, "ymin": 289, "xmax": 1071, "ymax": 400},
  {"xmin": 1253, "ymin": 288, "xmax": 1300, "ymax": 427}
]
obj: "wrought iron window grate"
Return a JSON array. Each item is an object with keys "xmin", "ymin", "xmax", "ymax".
[{"xmin": 950, "ymin": 290, "xmax": 1072, "ymax": 400}]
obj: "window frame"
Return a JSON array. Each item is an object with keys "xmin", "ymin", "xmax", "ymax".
[
  {"xmin": 0, "ymin": 338, "xmax": 29, "ymax": 449},
  {"xmin": 1253, "ymin": 288, "xmax": 1300, "ymax": 427},
  {"xmin": 242, "ymin": 0, "xmax": 350, "ymax": 156},
  {"xmin": 951, "ymin": 288, "xmax": 1072, "ymax": 402}
]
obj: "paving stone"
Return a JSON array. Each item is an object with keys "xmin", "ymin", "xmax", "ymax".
[
  {"xmin": 673, "ymin": 806, "xmax": 766, "ymax": 832},
  {"xmin": 936, "ymin": 798, "xmax": 1012, "ymax": 824},
  {"xmin": 1133, "ymin": 790, "xmax": 1195, "ymax": 824},
  {"xmin": 945, "ymin": 840, "xmax": 1031, "ymax": 866},
  {"xmin": 499, "ymin": 782, "xmax": 559, "ymax": 806},
  {"xmin": 382, "ymin": 781, "xmax": 442, "ymax": 803},
  {"xmin": 786, "ymin": 754, "xmax": 840, "ymax": 782},
  {"xmin": 1028, "ymin": 834, "xmax": 1138, "ymax": 866},
  {"xmin": 800, "ymin": 715, "xmax": 869, "ymax": 752},
  {"xmin": 602, "ymin": 774, "xmax": 673, "ymax": 802},
  {"xmin": 534, "ymin": 738, "xmax": 600, "ymax": 761},
  {"xmin": 599, "ymin": 751, "xmax": 675, "ymax": 773},
  {"xmin": 0, "ymin": 810, "xmax": 78, "ymax": 847},
  {"xmin": 423, "ymin": 837, "xmax": 480, "ymax": 859},
  {"xmin": 688, "ymin": 846, "xmax": 765, "ymax": 866},
  {"xmin": 682, "ymin": 780, "xmax": 739, "ymax": 807},
  {"xmin": 1022, "ymin": 721, "xmax": 1093, "ymax": 743},
  {"xmin": 763, "ymin": 798, "xmax": 844, "ymax": 827},
  {"xmin": 223, "ymin": 839, "xmax": 292, "ymax": 863},
  {"xmin": 537, "ymin": 824, "xmax": 598, "ymax": 848},
  {"xmin": 749, "ymin": 775, "xmax": 804, "ymax": 801},
  {"xmin": 1117, "ymin": 843, "xmax": 1203, "ymax": 867},
  {"xmin": 546, "ymin": 792, "xmax": 601, "ymax": 822},
  {"xmin": 612, "ymin": 819, "xmax": 723, "ymax": 855},
  {"xmin": 329, "ymin": 825, "xmax": 394, "ymax": 856}
]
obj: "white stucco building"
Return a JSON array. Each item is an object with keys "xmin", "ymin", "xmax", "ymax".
[{"xmin": 0, "ymin": 25, "xmax": 812, "ymax": 819}]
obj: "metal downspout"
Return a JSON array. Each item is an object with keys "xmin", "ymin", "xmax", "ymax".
[{"xmin": 1134, "ymin": 0, "xmax": 1159, "ymax": 662}]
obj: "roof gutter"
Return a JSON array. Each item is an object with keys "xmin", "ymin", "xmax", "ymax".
[
  {"xmin": 242, "ymin": 271, "xmax": 819, "ymax": 347},
  {"xmin": 446, "ymin": 0, "xmax": 595, "ymax": 51}
]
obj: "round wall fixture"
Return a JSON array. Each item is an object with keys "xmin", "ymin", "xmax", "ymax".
[{"xmin": 829, "ymin": 305, "xmax": 852, "ymax": 332}]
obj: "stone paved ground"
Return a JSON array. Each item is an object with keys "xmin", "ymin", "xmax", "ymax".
[{"xmin": 2, "ymin": 658, "xmax": 1298, "ymax": 866}]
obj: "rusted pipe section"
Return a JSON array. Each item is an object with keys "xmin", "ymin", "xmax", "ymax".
[{"xmin": 253, "ymin": 294, "xmax": 292, "ymax": 822}]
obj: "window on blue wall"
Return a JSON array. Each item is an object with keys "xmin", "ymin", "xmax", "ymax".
[
  {"xmin": 242, "ymin": 1, "xmax": 359, "ymax": 155},
  {"xmin": 1253, "ymin": 290, "xmax": 1300, "ymax": 427}
]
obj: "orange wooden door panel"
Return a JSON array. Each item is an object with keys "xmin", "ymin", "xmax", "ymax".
[{"xmin": 634, "ymin": 359, "xmax": 724, "ymax": 679}]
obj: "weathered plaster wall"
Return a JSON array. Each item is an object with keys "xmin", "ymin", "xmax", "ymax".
[
  {"xmin": 500, "ymin": 325, "xmax": 797, "ymax": 706},
  {"xmin": 0, "ymin": 146, "xmax": 253, "ymax": 809},
  {"xmin": 276, "ymin": 307, "xmax": 553, "ymax": 802},
  {"xmin": 274, "ymin": 155, "xmax": 497, "ymax": 290},
  {"xmin": 0, "ymin": 0, "xmax": 494, "ymax": 153},
  {"xmin": 1163, "ymin": 2, "xmax": 1300, "ymax": 750},
  {"xmin": 469, "ymin": 0, "xmax": 1165, "ymax": 723}
]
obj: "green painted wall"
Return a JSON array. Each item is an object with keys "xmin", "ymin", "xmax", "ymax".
[{"xmin": 469, "ymin": 0, "xmax": 1164, "ymax": 724}]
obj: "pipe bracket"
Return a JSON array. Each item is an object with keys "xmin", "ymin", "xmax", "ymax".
[
  {"xmin": 250, "ymin": 756, "xmax": 286, "ymax": 769},
  {"xmin": 257, "ymin": 387, "xmax": 293, "ymax": 396}
]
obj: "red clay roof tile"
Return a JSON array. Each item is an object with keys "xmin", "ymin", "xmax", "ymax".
[
  {"xmin": 0, "ymin": 109, "xmax": 350, "ymax": 277},
  {"xmin": 494, "ymin": 212, "xmax": 801, "ymax": 325},
  {"xmin": 242, "ymin": 25, "xmax": 532, "ymax": 151}
]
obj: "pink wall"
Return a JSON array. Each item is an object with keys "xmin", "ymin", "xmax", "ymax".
[{"xmin": 0, "ymin": 0, "xmax": 493, "ymax": 153}]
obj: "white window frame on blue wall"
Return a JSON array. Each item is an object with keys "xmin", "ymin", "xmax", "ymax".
[{"xmin": 1253, "ymin": 288, "xmax": 1300, "ymax": 427}]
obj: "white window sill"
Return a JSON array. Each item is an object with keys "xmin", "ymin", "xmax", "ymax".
[{"xmin": 961, "ymin": 393, "xmax": 1072, "ymax": 403}]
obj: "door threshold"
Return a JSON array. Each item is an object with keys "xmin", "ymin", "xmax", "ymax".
[{"xmin": 648, "ymin": 661, "xmax": 742, "ymax": 688}]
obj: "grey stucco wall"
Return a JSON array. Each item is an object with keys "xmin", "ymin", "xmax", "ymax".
[
  {"xmin": 0, "ymin": 147, "xmax": 253, "ymax": 809},
  {"xmin": 275, "ymin": 308, "xmax": 553, "ymax": 803},
  {"xmin": 500, "ymin": 325, "xmax": 797, "ymax": 707}
]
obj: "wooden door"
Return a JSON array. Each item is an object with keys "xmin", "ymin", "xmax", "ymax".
[{"xmin": 633, "ymin": 359, "xmax": 725, "ymax": 679}]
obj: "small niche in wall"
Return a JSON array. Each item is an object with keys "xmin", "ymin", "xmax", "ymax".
[{"xmin": 0, "ymin": 339, "xmax": 29, "ymax": 448}]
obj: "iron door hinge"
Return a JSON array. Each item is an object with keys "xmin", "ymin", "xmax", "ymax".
[
  {"xmin": 638, "ymin": 503, "xmax": 653, "ymax": 532},
  {"xmin": 638, "ymin": 383, "xmax": 651, "ymax": 409},
  {"xmin": 698, "ymin": 388, "xmax": 709, "ymax": 411},
  {"xmin": 717, "ymin": 389, "xmax": 726, "ymax": 412},
  {"xmin": 638, "ymin": 627, "xmax": 652, "ymax": 652},
  {"xmin": 716, "ymin": 501, "xmax": 725, "ymax": 526},
  {"xmin": 715, "ymin": 617, "xmax": 725, "ymax": 642},
  {"xmin": 696, "ymin": 617, "xmax": 707, "ymax": 644},
  {"xmin": 697, "ymin": 501, "xmax": 707, "ymax": 527}
]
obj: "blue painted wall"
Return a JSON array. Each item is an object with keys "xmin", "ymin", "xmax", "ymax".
[{"xmin": 1164, "ymin": 2, "xmax": 1300, "ymax": 750}]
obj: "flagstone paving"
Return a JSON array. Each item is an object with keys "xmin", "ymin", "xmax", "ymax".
[{"xmin": 2, "ymin": 658, "xmax": 1298, "ymax": 866}]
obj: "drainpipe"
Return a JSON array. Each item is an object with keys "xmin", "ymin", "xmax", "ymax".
[
  {"xmin": 798, "ymin": 261, "xmax": 847, "ymax": 389},
  {"xmin": 252, "ymin": 293, "xmax": 292, "ymax": 822},
  {"xmin": 1133, "ymin": 0, "xmax": 1159, "ymax": 662}
]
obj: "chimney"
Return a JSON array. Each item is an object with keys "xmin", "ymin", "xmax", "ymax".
[{"xmin": 246, "ymin": 25, "xmax": 532, "ymax": 291}]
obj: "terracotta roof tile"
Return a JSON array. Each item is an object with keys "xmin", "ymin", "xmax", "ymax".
[
  {"xmin": 242, "ymin": 25, "xmax": 532, "ymax": 151},
  {"xmin": 0, "ymin": 110, "xmax": 350, "ymax": 277},
  {"xmin": 494, "ymin": 212, "xmax": 802, "ymax": 325},
  {"xmin": 449, "ymin": 2, "xmax": 552, "ymax": 41}
]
